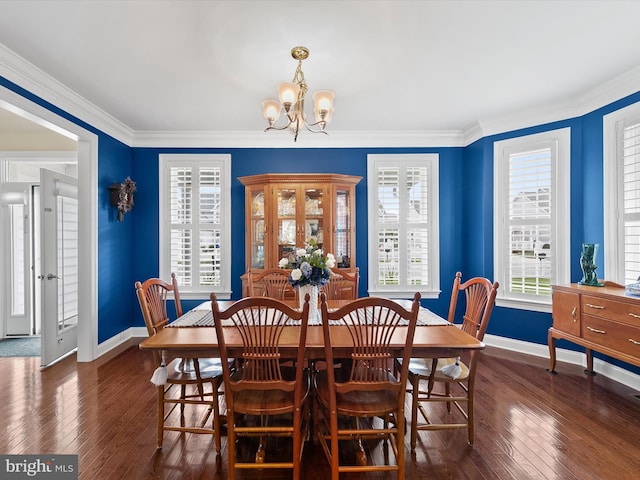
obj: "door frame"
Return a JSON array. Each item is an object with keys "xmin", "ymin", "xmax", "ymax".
[{"xmin": 0, "ymin": 86, "xmax": 98, "ymax": 362}]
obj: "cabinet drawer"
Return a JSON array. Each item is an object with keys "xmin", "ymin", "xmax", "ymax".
[
  {"xmin": 581, "ymin": 295, "xmax": 640, "ymax": 327},
  {"xmin": 582, "ymin": 315, "xmax": 640, "ymax": 357}
]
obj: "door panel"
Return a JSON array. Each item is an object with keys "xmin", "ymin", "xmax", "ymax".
[
  {"xmin": 0, "ymin": 183, "xmax": 32, "ymax": 336},
  {"xmin": 40, "ymin": 169, "xmax": 78, "ymax": 366}
]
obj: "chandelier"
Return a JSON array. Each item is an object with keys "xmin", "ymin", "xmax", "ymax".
[{"xmin": 261, "ymin": 46, "xmax": 335, "ymax": 142}]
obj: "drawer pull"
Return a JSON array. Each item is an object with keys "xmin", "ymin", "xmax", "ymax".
[
  {"xmin": 629, "ymin": 313, "xmax": 640, "ymax": 319},
  {"xmin": 571, "ymin": 307, "xmax": 577, "ymax": 322},
  {"xmin": 585, "ymin": 303, "xmax": 604, "ymax": 310},
  {"xmin": 586, "ymin": 326, "xmax": 606, "ymax": 334},
  {"xmin": 630, "ymin": 339, "xmax": 640, "ymax": 346}
]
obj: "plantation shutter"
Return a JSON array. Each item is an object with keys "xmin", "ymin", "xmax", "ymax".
[
  {"xmin": 374, "ymin": 165, "xmax": 430, "ymax": 287},
  {"xmin": 507, "ymin": 148, "xmax": 553, "ymax": 296},
  {"xmin": 169, "ymin": 165, "xmax": 223, "ymax": 289},
  {"xmin": 622, "ymin": 120, "xmax": 640, "ymax": 283}
]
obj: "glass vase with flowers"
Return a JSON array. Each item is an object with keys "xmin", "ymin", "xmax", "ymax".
[{"xmin": 278, "ymin": 239, "xmax": 335, "ymax": 318}]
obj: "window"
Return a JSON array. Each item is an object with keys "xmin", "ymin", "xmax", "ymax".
[
  {"xmin": 494, "ymin": 128, "xmax": 570, "ymax": 312},
  {"xmin": 604, "ymin": 101, "xmax": 640, "ymax": 284},
  {"xmin": 159, "ymin": 154, "xmax": 231, "ymax": 299},
  {"xmin": 367, "ymin": 154, "xmax": 440, "ymax": 298}
]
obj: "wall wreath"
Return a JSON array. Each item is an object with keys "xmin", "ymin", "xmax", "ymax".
[{"xmin": 109, "ymin": 177, "xmax": 137, "ymax": 222}]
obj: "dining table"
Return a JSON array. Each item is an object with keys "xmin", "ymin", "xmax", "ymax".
[{"xmin": 138, "ymin": 298, "xmax": 485, "ymax": 360}]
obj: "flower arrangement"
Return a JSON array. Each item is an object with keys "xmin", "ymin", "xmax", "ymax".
[{"xmin": 278, "ymin": 239, "xmax": 335, "ymax": 288}]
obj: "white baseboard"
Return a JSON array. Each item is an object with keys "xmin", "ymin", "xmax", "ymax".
[
  {"xmin": 484, "ymin": 333, "xmax": 640, "ymax": 391},
  {"xmin": 97, "ymin": 327, "xmax": 147, "ymax": 358}
]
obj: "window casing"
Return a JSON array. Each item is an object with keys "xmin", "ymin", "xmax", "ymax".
[
  {"xmin": 159, "ymin": 154, "xmax": 231, "ymax": 299},
  {"xmin": 494, "ymin": 128, "xmax": 570, "ymax": 312},
  {"xmin": 367, "ymin": 154, "xmax": 440, "ymax": 298},
  {"xmin": 604, "ymin": 101, "xmax": 640, "ymax": 284}
]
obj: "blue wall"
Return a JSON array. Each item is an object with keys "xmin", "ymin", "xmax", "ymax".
[
  {"xmin": 0, "ymin": 76, "xmax": 135, "ymax": 343},
  {"xmin": 131, "ymin": 147, "xmax": 464, "ymax": 318},
  {"xmin": 4, "ymin": 72, "xmax": 640, "ymax": 374}
]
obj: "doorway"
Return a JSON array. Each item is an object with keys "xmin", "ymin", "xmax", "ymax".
[
  {"xmin": 0, "ymin": 86, "xmax": 99, "ymax": 364},
  {"xmin": 0, "ymin": 157, "xmax": 77, "ymax": 358}
]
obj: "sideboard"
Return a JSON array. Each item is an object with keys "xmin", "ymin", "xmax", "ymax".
[{"xmin": 549, "ymin": 283, "xmax": 640, "ymax": 374}]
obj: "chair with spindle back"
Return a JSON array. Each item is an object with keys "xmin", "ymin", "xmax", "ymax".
[
  {"xmin": 401, "ymin": 271, "xmax": 498, "ymax": 450},
  {"xmin": 135, "ymin": 273, "xmax": 224, "ymax": 452},
  {"xmin": 247, "ymin": 268, "xmax": 296, "ymax": 300},
  {"xmin": 321, "ymin": 267, "xmax": 359, "ymax": 300},
  {"xmin": 314, "ymin": 292, "xmax": 421, "ymax": 479},
  {"xmin": 211, "ymin": 293, "xmax": 311, "ymax": 480}
]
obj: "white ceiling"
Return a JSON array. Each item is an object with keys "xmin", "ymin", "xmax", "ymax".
[{"xmin": 1, "ymin": 0, "xmax": 640, "ymax": 145}]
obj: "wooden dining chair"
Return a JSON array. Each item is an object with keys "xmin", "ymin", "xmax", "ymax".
[
  {"xmin": 314, "ymin": 292, "xmax": 421, "ymax": 480},
  {"xmin": 402, "ymin": 271, "xmax": 498, "ymax": 450},
  {"xmin": 321, "ymin": 267, "xmax": 359, "ymax": 300},
  {"xmin": 211, "ymin": 292, "xmax": 311, "ymax": 480},
  {"xmin": 135, "ymin": 273, "xmax": 224, "ymax": 452},
  {"xmin": 246, "ymin": 267, "xmax": 296, "ymax": 300}
]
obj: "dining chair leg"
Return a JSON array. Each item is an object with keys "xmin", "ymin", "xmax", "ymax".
[
  {"xmin": 255, "ymin": 415, "xmax": 267, "ymax": 463},
  {"xmin": 468, "ymin": 379, "xmax": 475, "ymax": 445},
  {"xmin": 410, "ymin": 374, "xmax": 419, "ymax": 452},
  {"xmin": 180, "ymin": 384, "xmax": 187, "ymax": 427},
  {"xmin": 397, "ymin": 408, "xmax": 405, "ymax": 480},
  {"xmin": 157, "ymin": 386, "xmax": 164, "ymax": 448},
  {"xmin": 355, "ymin": 417, "xmax": 367, "ymax": 466},
  {"xmin": 193, "ymin": 359, "xmax": 205, "ymax": 399},
  {"xmin": 227, "ymin": 412, "xmax": 236, "ymax": 480},
  {"xmin": 212, "ymin": 378, "xmax": 222, "ymax": 454}
]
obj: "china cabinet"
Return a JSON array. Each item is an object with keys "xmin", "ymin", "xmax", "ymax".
[{"xmin": 239, "ymin": 173, "xmax": 361, "ymax": 294}]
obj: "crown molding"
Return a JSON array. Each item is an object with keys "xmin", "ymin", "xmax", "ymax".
[
  {"xmin": 131, "ymin": 129, "xmax": 467, "ymax": 148},
  {"xmin": 2, "ymin": 42, "xmax": 640, "ymax": 149},
  {"xmin": 0, "ymin": 43, "xmax": 134, "ymax": 145},
  {"xmin": 471, "ymin": 65, "xmax": 640, "ymax": 141}
]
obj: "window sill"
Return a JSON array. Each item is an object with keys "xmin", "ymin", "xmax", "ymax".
[
  {"xmin": 179, "ymin": 290, "xmax": 232, "ymax": 301},
  {"xmin": 495, "ymin": 297, "xmax": 551, "ymax": 313},
  {"xmin": 367, "ymin": 289, "xmax": 441, "ymax": 300}
]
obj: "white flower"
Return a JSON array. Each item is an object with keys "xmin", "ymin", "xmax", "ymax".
[
  {"xmin": 326, "ymin": 258, "xmax": 335, "ymax": 268},
  {"xmin": 327, "ymin": 253, "xmax": 335, "ymax": 261},
  {"xmin": 296, "ymin": 248, "xmax": 307, "ymax": 257},
  {"xmin": 278, "ymin": 257, "xmax": 289, "ymax": 268},
  {"xmin": 290, "ymin": 268, "xmax": 302, "ymax": 281}
]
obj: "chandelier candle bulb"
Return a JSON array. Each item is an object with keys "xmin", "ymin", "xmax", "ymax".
[
  {"xmin": 261, "ymin": 99, "xmax": 281, "ymax": 125},
  {"xmin": 278, "ymin": 82, "xmax": 299, "ymax": 108}
]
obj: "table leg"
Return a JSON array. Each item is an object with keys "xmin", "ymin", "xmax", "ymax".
[
  {"xmin": 584, "ymin": 348, "xmax": 596, "ymax": 376},
  {"xmin": 547, "ymin": 329, "xmax": 558, "ymax": 374}
]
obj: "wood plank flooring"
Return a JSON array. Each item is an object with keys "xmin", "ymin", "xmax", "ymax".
[{"xmin": 1, "ymin": 345, "xmax": 639, "ymax": 479}]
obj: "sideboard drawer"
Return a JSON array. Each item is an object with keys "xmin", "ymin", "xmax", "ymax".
[
  {"xmin": 581, "ymin": 295, "xmax": 640, "ymax": 327},
  {"xmin": 583, "ymin": 315, "xmax": 640, "ymax": 357}
]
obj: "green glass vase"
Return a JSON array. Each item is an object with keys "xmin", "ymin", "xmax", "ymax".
[{"xmin": 578, "ymin": 243, "xmax": 603, "ymax": 286}]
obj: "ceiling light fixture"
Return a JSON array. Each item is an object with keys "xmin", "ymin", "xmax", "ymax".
[{"xmin": 261, "ymin": 46, "xmax": 335, "ymax": 142}]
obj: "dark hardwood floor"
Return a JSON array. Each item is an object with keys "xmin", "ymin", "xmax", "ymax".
[{"xmin": 1, "ymin": 345, "xmax": 639, "ymax": 479}]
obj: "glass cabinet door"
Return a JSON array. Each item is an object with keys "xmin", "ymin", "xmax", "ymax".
[
  {"xmin": 240, "ymin": 173, "xmax": 361, "ymax": 273},
  {"xmin": 249, "ymin": 189, "xmax": 265, "ymax": 268},
  {"xmin": 303, "ymin": 187, "xmax": 324, "ymax": 249},
  {"xmin": 334, "ymin": 187, "xmax": 352, "ymax": 268},
  {"xmin": 276, "ymin": 187, "xmax": 298, "ymax": 261}
]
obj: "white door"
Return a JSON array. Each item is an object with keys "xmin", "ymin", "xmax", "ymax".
[
  {"xmin": 0, "ymin": 183, "xmax": 32, "ymax": 337},
  {"xmin": 40, "ymin": 169, "xmax": 78, "ymax": 366}
]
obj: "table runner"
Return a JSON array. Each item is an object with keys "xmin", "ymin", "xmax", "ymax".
[{"xmin": 169, "ymin": 300, "xmax": 449, "ymax": 327}]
